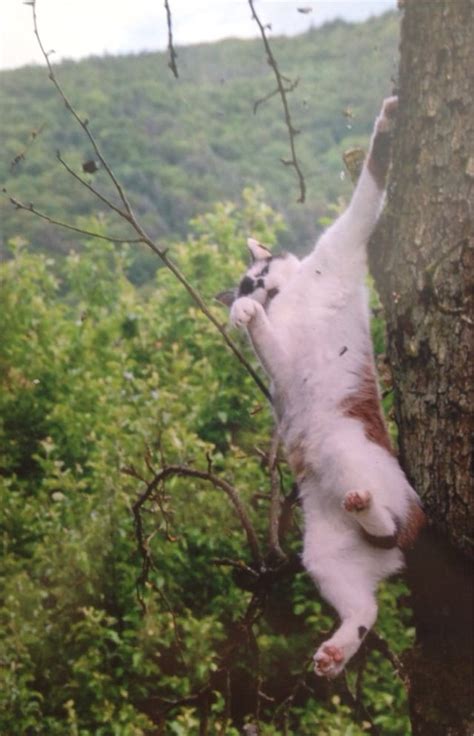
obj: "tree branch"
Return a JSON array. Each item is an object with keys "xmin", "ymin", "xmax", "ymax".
[
  {"xmin": 248, "ymin": 0, "xmax": 306, "ymax": 203},
  {"xmin": 29, "ymin": 0, "xmax": 135, "ymax": 218},
  {"xmin": 3, "ymin": 190, "xmax": 141, "ymax": 244},
  {"xmin": 253, "ymin": 78, "xmax": 299, "ymax": 115},
  {"xmin": 164, "ymin": 0, "xmax": 179, "ymax": 78},
  {"xmin": 267, "ymin": 429, "xmax": 286, "ymax": 561},
  {"xmin": 130, "ymin": 463, "xmax": 263, "ymax": 570}
]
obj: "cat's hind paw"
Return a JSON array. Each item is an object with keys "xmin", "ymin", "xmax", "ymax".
[
  {"xmin": 342, "ymin": 490, "xmax": 372, "ymax": 513},
  {"xmin": 314, "ymin": 643, "xmax": 345, "ymax": 679},
  {"xmin": 230, "ymin": 296, "xmax": 261, "ymax": 328}
]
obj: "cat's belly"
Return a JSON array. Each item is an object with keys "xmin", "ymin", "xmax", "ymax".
[{"xmin": 277, "ymin": 402, "xmax": 410, "ymax": 519}]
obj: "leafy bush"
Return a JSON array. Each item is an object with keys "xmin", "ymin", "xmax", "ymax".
[{"xmin": 0, "ymin": 192, "xmax": 412, "ymax": 734}]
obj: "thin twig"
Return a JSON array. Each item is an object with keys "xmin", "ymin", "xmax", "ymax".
[
  {"xmin": 278, "ymin": 482, "xmax": 300, "ymax": 542},
  {"xmin": 253, "ymin": 78, "xmax": 299, "ymax": 115},
  {"xmin": 268, "ymin": 429, "xmax": 286, "ymax": 561},
  {"xmin": 56, "ymin": 151, "xmax": 127, "ymax": 220},
  {"xmin": 3, "ymin": 191, "xmax": 141, "ymax": 244},
  {"xmin": 272, "ymin": 654, "xmax": 314, "ymax": 727},
  {"xmin": 10, "ymin": 122, "xmax": 46, "ymax": 171},
  {"xmin": 30, "ymin": 0, "xmax": 135, "ymax": 218},
  {"xmin": 367, "ymin": 631, "xmax": 410, "ymax": 689},
  {"xmin": 248, "ymin": 0, "xmax": 306, "ymax": 203},
  {"xmin": 338, "ymin": 670, "xmax": 381, "ymax": 736},
  {"xmin": 164, "ymin": 0, "xmax": 179, "ymax": 78}
]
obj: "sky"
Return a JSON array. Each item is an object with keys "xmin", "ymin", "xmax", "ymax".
[{"xmin": 1, "ymin": 0, "xmax": 396, "ymax": 71}]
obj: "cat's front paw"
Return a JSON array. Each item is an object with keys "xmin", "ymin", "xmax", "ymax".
[
  {"xmin": 230, "ymin": 296, "xmax": 261, "ymax": 328},
  {"xmin": 368, "ymin": 96, "xmax": 398, "ymax": 188},
  {"xmin": 374, "ymin": 95, "xmax": 398, "ymax": 136}
]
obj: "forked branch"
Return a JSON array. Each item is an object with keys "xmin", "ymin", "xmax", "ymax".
[
  {"xmin": 248, "ymin": 0, "xmax": 306, "ymax": 203},
  {"xmin": 129, "ymin": 463, "xmax": 263, "ymax": 570}
]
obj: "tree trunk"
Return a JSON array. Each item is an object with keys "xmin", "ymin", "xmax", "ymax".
[{"xmin": 369, "ymin": 0, "xmax": 474, "ymax": 734}]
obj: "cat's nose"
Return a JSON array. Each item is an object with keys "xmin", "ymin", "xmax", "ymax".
[{"xmin": 239, "ymin": 276, "xmax": 255, "ymax": 296}]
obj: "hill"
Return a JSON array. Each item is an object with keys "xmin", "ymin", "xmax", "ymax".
[{"xmin": 0, "ymin": 11, "xmax": 399, "ymax": 280}]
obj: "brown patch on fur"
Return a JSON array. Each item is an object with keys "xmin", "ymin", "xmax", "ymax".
[
  {"xmin": 398, "ymin": 501, "xmax": 426, "ymax": 550},
  {"xmin": 286, "ymin": 443, "xmax": 307, "ymax": 481},
  {"xmin": 362, "ymin": 528, "xmax": 399, "ymax": 549},
  {"xmin": 362, "ymin": 502, "xmax": 425, "ymax": 551},
  {"xmin": 341, "ymin": 358, "xmax": 393, "ymax": 454},
  {"xmin": 367, "ymin": 130, "xmax": 392, "ymax": 190}
]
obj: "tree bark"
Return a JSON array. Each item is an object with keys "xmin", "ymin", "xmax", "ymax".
[{"xmin": 370, "ymin": 1, "xmax": 474, "ymax": 734}]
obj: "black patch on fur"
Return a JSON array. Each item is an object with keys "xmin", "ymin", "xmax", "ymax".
[
  {"xmin": 267, "ymin": 288, "xmax": 279, "ymax": 300},
  {"xmin": 339, "ymin": 346, "xmax": 348, "ymax": 356},
  {"xmin": 358, "ymin": 626, "xmax": 368, "ymax": 640},
  {"xmin": 257, "ymin": 263, "xmax": 271, "ymax": 277},
  {"xmin": 256, "ymin": 279, "xmax": 265, "ymax": 289},
  {"xmin": 239, "ymin": 276, "xmax": 255, "ymax": 296},
  {"xmin": 315, "ymin": 269, "xmax": 322, "ymax": 275}
]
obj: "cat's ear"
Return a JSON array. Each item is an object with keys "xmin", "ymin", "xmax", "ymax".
[
  {"xmin": 247, "ymin": 237, "xmax": 272, "ymax": 261},
  {"xmin": 215, "ymin": 289, "xmax": 236, "ymax": 308}
]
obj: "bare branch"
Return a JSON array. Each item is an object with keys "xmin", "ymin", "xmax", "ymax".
[
  {"xmin": 3, "ymin": 190, "xmax": 141, "ymax": 244},
  {"xmin": 253, "ymin": 78, "xmax": 299, "ymax": 115},
  {"xmin": 278, "ymin": 482, "xmax": 300, "ymax": 543},
  {"xmin": 267, "ymin": 429, "xmax": 286, "ymax": 562},
  {"xmin": 367, "ymin": 631, "xmax": 410, "ymax": 689},
  {"xmin": 56, "ymin": 151, "xmax": 128, "ymax": 221},
  {"xmin": 10, "ymin": 122, "xmax": 46, "ymax": 171},
  {"xmin": 337, "ymin": 669, "xmax": 381, "ymax": 736},
  {"xmin": 248, "ymin": 0, "xmax": 306, "ymax": 203},
  {"xmin": 30, "ymin": 0, "xmax": 135, "ymax": 218},
  {"xmin": 164, "ymin": 0, "xmax": 179, "ymax": 78},
  {"xmin": 131, "ymin": 463, "xmax": 263, "ymax": 569}
]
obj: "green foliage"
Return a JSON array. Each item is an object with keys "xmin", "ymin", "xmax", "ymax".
[{"xmin": 0, "ymin": 190, "xmax": 412, "ymax": 734}]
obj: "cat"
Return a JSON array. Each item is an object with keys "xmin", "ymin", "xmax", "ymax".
[{"xmin": 217, "ymin": 97, "xmax": 425, "ymax": 678}]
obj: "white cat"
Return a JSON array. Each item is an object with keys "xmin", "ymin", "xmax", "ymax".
[{"xmin": 219, "ymin": 97, "xmax": 424, "ymax": 678}]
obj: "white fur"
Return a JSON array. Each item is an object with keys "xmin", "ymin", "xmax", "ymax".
[{"xmin": 229, "ymin": 98, "xmax": 420, "ymax": 677}]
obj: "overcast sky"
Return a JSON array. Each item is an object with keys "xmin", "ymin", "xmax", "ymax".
[{"xmin": 1, "ymin": 0, "xmax": 396, "ymax": 71}]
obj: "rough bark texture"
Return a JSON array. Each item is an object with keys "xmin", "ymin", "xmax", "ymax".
[{"xmin": 369, "ymin": 1, "xmax": 474, "ymax": 734}]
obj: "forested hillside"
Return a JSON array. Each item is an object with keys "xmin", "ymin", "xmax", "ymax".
[{"xmin": 1, "ymin": 11, "xmax": 398, "ymax": 281}]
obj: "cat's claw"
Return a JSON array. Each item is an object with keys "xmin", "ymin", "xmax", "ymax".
[
  {"xmin": 230, "ymin": 296, "xmax": 260, "ymax": 327},
  {"xmin": 374, "ymin": 96, "xmax": 398, "ymax": 134},
  {"xmin": 314, "ymin": 644, "xmax": 345, "ymax": 678},
  {"xmin": 343, "ymin": 490, "xmax": 372, "ymax": 513}
]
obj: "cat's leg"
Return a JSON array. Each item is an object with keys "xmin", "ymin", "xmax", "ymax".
[
  {"xmin": 302, "ymin": 524, "xmax": 379, "ymax": 678},
  {"xmin": 312, "ymin": 577, "xmax": 378, "ymax": 678},
  {"xmin": 341, "ymin": 95, "xmax": 398, "ymax": 234},
  {"xmin": 342, "ymin": 490, "xmax": 398, "ymax": 545},
  {"xmin": 230, "ymin": 296, "xmax": 287, "ymax": 379},
  {"xmin": 311, "ymin": 96, "xmax": 398, "ymax": 265}
]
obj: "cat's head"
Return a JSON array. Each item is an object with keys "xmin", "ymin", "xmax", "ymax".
[{"xmin": 216, "ymin": 238, "xmax": 300, "ymax": 308}]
